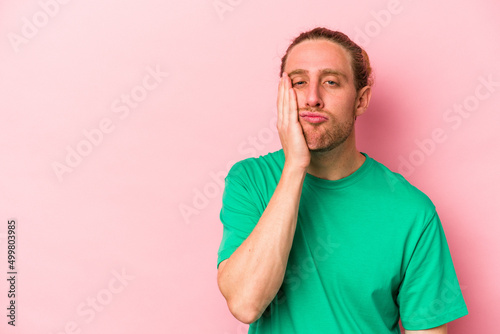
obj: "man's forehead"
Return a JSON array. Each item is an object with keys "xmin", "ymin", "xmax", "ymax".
[{"xmin": 284, "ymin": 39, "xmax": 353, "ymax": 77}]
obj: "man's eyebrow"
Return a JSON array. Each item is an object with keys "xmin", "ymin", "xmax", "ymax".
[
  {"xmin": 321, "ymin": 69, "xmax": 347, "ymax": 79},
  {"xmin": 287, "ymin": 69, "xmax": 308, "ymax": 77},
  {"xmin": 287, "ymin": 69, "xmax": 347, "ymax": 79}
]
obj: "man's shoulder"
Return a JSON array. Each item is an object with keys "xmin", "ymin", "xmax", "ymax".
[
  {"xmin": 227, "ymin": 149, "xmax": 285, "ymax": 182},
  {"xmin": 366, "ymin": 154, "xmax": 435, "ymax": 211}
]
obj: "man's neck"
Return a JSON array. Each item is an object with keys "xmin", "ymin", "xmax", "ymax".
[{"xmin": 306, "ymin": 140, "xmax": 365, "ymax": 181}]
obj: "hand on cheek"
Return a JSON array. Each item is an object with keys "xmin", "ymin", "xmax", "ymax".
[{"xmin": 276, "ymin": 73, "xmax": 310, "ymax": 170}]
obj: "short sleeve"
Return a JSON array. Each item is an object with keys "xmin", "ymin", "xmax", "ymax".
[
  {"xmin": 398, "ymin": 211, "xmax": 468, "ymax": 329},
  {"xmin": 217, "ymin": 162, "xmax": 261, "ymax": 268}
]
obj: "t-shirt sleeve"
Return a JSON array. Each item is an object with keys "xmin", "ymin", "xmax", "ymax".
[
  {"xmin": 398, "ymin": 211, "xmax": 468, "ymax": 329},
  {"xmin": 217, "ymin": 162, "xmax": 261, "ymax": 268}
]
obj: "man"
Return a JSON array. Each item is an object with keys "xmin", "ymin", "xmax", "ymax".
[{"xmin": 216, "ymin": 27, "xmax": 468, "ymax": 333}]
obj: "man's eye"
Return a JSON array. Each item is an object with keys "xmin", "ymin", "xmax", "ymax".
[
  {"xmin": 325, "ymin": 80, "xmax": 337, "ymax": 86},
  {"xmin": 292, "ymin": 81, "xmax": 305, "ymax": 86}
]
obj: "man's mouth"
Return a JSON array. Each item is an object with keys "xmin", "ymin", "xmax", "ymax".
[{"xmin": 299, "ymin": 111, "xmax": 328, "ymax": 124}]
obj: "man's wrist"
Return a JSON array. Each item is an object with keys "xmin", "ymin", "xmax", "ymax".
[{"xmin": 282, "ymin": 163, "xmax": 307, "ymax": 180}]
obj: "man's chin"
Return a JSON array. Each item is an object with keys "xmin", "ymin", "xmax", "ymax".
[
  {"xmin": 306, "ymin": 136, "xmax": 350, "ymax": 153},
  {"xmin": 309, "ymin": 146, "xmax": 334, "ymax": 153},
  {"xmin": 306, "ymin": 141, "xmax": 335, "ymax": 153}
]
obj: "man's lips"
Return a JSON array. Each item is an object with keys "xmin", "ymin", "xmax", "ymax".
[{"xmin": 299, "ymin": 111, "xmax": 329, "ymax": 124}]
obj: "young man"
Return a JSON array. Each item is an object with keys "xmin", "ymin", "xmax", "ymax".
[{"xmin": 216, "ymin": 27, "xmax": 468, "ymax": 333}]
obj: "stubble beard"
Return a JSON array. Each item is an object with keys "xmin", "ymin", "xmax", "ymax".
[{"xmin": 302, "ymin": 111, "xmax": 356, "ymax": 153}]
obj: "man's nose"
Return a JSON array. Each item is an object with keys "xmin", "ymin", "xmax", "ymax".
[{"xmin": 305, "ymin": 82, "xmax": 324, "ymax": 109}]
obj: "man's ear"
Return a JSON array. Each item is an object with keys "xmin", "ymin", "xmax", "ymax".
[{"xmin": 355, "ymin": 85, "xmax": 372, "ymax": 117}]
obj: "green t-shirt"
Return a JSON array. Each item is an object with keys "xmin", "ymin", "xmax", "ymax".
[{"xmin": 217, "ymin": 150, "xmax": 468, "ymax": 333}]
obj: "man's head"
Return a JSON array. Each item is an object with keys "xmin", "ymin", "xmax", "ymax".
[
  {"xmin": 280, "ymin": 27, "xmax": 373, "ymax": 92},
  {"xmin": 280, "ymin": 27, "xmax": 373, "ymax": 153}
]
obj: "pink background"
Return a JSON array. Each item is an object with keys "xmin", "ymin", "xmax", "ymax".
[{"xmin": 1, "ymin": 0, "xmax": 499, "ymax": 333}]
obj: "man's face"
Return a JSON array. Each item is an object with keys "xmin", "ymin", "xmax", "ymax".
[{"xmin": 284, "ymin": 39, "xmax": 360, "ymax": 152}]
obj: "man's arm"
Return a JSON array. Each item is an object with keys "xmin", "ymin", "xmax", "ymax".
[
  {"xmin": 406, "ymin": 324, "xmax": 447, "ymax": 333},
  {"xmin": 217, "ymin": 73, "xmax": 309, "ymax": 324}
]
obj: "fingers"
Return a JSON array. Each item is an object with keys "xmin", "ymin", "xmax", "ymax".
[
  {"xmin": 283, "ymin": 74, "xmax": 290, "ymax": 128},
  {"xmin": 289, "ymin": 85, "xmax": 298, "ymax": 123},
  {"xmin": 278, "ymin": 73, "xmax": 299, "ymax": 130},
  {"xmin": 277, "ymin": 74, "xmax": 285, "ymax": 128}
]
